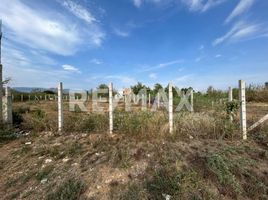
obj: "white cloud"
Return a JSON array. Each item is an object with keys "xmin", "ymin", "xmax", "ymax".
[
  {"xmin": 215, "ymin": 54, "xmax": 222, "ymax": 58},
  {"xmin": 132, "ymin": 0, "xmax": 225, "ymax": 11},
  {"xmin": 178, "ymin": 67, "xmax": 184, "ymax": 72},
  {"xmin": 62, "ymin": 64, "xmax": 80, "ymax": 73},
  {"xmin": 2, "ymin": 48, "xmax": 74, "ymax": 87},
  {"xmin": 0, "ymin": 0, "xmax": 105, "ymax": 56},
  {"xmin": 133, "ymin": 0, "xmax": 143, "ymax": 8},
  {"xmin": 182, "ymin": 0, "xmax": 203, "ymax": 11},
  {"xmin": 104, "ymin": 75, "xmax": 137, "ymax": 85},
  {"xmin": 195, "ymin": 56, "xmax": 204, "ymax": 62},
  {"xmin": 61, "ymin": 0, "xmax": 96, "ymax": 24},
  {"xmin": 132, "ymin": 0, "xmax": 165, "ymax": 8},
  {"xmin": 199, "ymin": 45, "xmax": 204, "ymax": 50},
  {"xmin": 225, "ymin": 0, "xmax": 255, "ymax": 24},
  {"xmin": 182, "ymin": 0, "xmax": 226, "ymax": 12},
  {"xmin": 3, "ymin": 41, "xmax": 57, "ymax": 67},
  {"xmin": 90, "ymin": 59, "xmax": 103, "ymax": 65},
  {"xmin": 212, "ymin": 21, "xmax": 266, "ymax": 46},
  {"xmin": 140, "ymin": 60, "xmax": 184, "ymax": 72},
  {"xmin": 175, "ymin": 74, "xmax": 192, "ymax": 82},
  {"xmin": 113, "ymin": 28, "xmax": 130, "ymax": 37},
  {"xmin": 149, "ymin": 73, "xmax": 157, "ymax": 79}
]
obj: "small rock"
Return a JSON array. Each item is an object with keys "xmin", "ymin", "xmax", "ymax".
[
  {"xmin": 62, "ymin": 158, "xmax": 69, "ymax": 163},
  {"xmin": 81, "ymin": 134, "xmax": 87, "ymax": 137},
  {"xmin": 45, "ymin": 159, "xmax": 52, "ymax": 163},
  {"xmin": 189, "ymin": 135, "xmax": 194, "ymax": 139},
  {"xmin": 25, "ymin": 132, "xmax": 30, "ymax": 136},
  {"xmin": 25, "ymin": 142, "xmax": 31, "ymax": 145},
  {"xmin": 41, "ymin": 178, "xmax": 48, "ymax": 184},
  {"xmin": 162, "ymin": 194, "xmax": 171, "ymax": 200},
  {"xmin": 52, "ymin": 143, "xmax": 61, "ymax": 146},
  {"xmin": 97, "ymin": 185, "xmax": 101, "ymax": 189},
  {"xmin": 105, "ymin": 179, "xmax": 111, "ymax": 184},
  {"xmin": 72, "ymin": 163, "xmax": 78, "ymax": 166}
]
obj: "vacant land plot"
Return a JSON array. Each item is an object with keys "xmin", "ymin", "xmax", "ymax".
[{"xmin": 0, "ymin": 100, "xmax": 268, "ymax": 199}]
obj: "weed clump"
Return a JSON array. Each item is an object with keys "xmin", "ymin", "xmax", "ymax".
[
  {"xmin": 46, "ymin": 178, "xmax": 86, "ymax": 200},
  {"xmin": 146, "ymin": 167, "xmax": 215, "ymax": 200},
  {"xmin": 206, "ymin": 152, "xmax": 242, "ymax": 194},
  {"xmin": 0, "ymin": 124, "xmax": 16, "ymax": 143}
]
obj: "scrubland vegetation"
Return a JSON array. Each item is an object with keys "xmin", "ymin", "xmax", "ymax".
[{"xmin": 0, "ymin": 83, "xmax": 268, "ymax": 199}]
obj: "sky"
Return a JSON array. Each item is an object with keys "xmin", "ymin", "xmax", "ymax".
[{"xmin": 0, "ymin": 0, "xmax": 268, "ymax": 91}]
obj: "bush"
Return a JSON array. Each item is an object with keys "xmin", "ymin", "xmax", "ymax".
[
  {"xmin": 206, "ymin": 152, "xmax": 242, "ymax": 194},
  {"xmin": 63, "ymin": 113, "xmax": 108, "ymax": 133},
  {"xmin": 0, "ymin": 124, "xmax": 16, "ymax": 143},
  {"xmin": 146, "ymin": 167, "xmax": 213, "ymax": 199},
  {"xmin": 21, "ymin": 108, "xmax": 57, "ymax": 132}
]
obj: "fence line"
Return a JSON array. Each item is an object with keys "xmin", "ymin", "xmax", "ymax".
[{"xmin": 4, "ymin": 80, "xmax": 267, "ymax": 140}]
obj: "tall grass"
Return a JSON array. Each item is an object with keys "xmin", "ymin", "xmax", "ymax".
[{"xmin": 12, "ymin": 100, "xmax": 241, "ymax": 140}]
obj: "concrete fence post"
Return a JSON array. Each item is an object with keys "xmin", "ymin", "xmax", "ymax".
[
  {"xmin": 228, "ymin": 87, "xmax": 233, "ymax": 102},
  {"xmin": 169, "ymin": 82, "xmax": 173, "ymax": 133},
  {"xmin": 3, "ymin": 86, "xmax": 12, "ymax": 124},
  {"xmin": 239, "ymin": 80, "xmax": 247, "ymax": 140},
  {"xmin": 109, "ymin": 82, "xmax": 113, "ymax": 134},
  {"xmin": 157, "ymin": 92, "xmax": 160, "ymax": 109},
  {"xmin": 228, "ymin": 87, "xmax": 233, "ymax": 121},
  {"xmin": 21, "ymin": 94, "xmax": 23, "ymax": 102},
  {"xmin": 0, "ymin": 64, "xmax": 2, "ymax": 122},
  {"xmin": 190, "ymin": 89, "xmax": 194, "ymax": 112},
  {"xmin": 58, "ymin": 82, "xmax": 63, "ymax": 132},
  {"xmin": 28, "ymin": 95, "xmax": 31, "ymax": 101},
  {"xmin": 148, "ymin": 93, "xmax": 151, "ymax": 107}
]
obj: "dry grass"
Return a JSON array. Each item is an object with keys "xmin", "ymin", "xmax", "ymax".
[
  {"xmin": 11, "ymin": 101, "xmax": 244, "ymax": 141},
  {"xmin": 1, "ymin": 100, "xmax": 267, "ymax": 199}
]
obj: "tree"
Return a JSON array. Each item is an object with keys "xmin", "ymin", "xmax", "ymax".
[
  {"xmin": 98, "ymin": 84, "xmax": 109, "ymax": 90},
  {"xmin": 131, "ymin": 82, "xmax": 146, "ymax": 95},
  {"xmin": 207, "ymin": 86, "xmax": 214, "ymax": 95},
  {"xmin": 44, "ymin": 90, "xmax": 55, "ymax": 94},
  {"xmin": 153, "ymin": 83, "xmax": 163, "ymax": 94}
]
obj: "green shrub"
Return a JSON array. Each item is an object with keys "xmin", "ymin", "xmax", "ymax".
[
  {"xmin": 0, "ymin": 125, "xmax": 16, "ymax": 143},
  {"xmin": 12, "ymin": 111, "xmax": 24, "ymax": 125},
  {"xmin": 206, "ymin": 152, "xmax": 242, "ymax": 194}
]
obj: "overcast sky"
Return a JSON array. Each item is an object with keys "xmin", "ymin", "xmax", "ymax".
[{"xmin": 1, "ymin": 0, "xmax": 268, "ymax": 91}]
